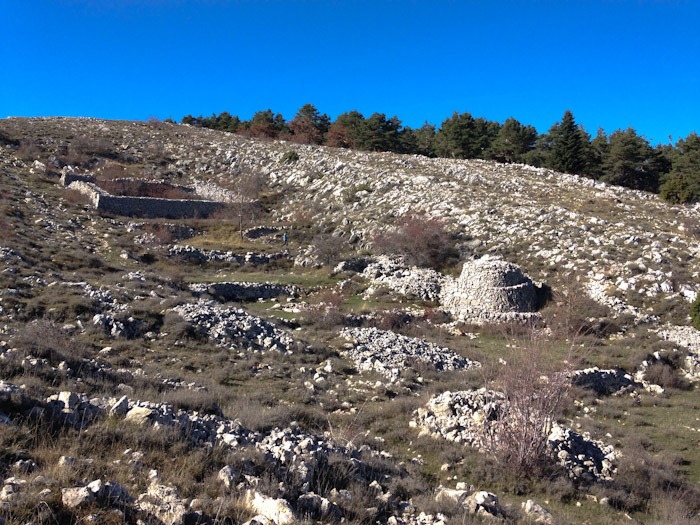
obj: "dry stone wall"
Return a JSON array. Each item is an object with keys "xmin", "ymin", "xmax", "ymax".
[{"xmin": 66, "ymin": 180, "xmax": 226, "ymax": 218}]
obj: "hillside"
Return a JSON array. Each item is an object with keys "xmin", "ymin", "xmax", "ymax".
[{"xmin": 0, "ymin": 117, "xmax": 698, "ymax": 524}]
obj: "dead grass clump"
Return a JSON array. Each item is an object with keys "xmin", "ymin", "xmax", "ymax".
[
  {"xmin": 12, "ymin": 320, "xmax": 91, "ymax": 366},
  {"xmin": 595, "ymin": 446, "xmax": 700, "ymax": 515}
]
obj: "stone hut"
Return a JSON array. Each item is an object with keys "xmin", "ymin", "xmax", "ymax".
[{"xmin": 442, "ymin": 257, "xmax": 538, "ymax": 319}]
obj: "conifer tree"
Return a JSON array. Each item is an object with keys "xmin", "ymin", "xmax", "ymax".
[
  {"xmin": 548, "ymin": 110, "xmax": 588, "ymax": 175},
  {"xmin": 660, "ymin": 132, "xmax": 700, "ymax": 203},
  {"xmin": 601, "ymin": 128, "xmax": 662, "ymax": 192}
]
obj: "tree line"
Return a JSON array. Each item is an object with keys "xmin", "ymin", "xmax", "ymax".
[{"xmin": 176, "ymin": 105, "xmax": 700, "ymax": 204}]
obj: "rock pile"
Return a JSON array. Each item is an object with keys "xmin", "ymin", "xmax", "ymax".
[
  {"xmin": 169, "ymin": 244, "xmax": 290, "ymax": 266},
  {"xmin": 361, "ymin": 256, "xmax": 445, "ymax": 302},
  {"xmin": 172, "ymin": 300, "xmax": 299, "ymax": 353},
  {"xmin": 340, "ymin": 327, "xmax": 480, "ymax": 381},
  {"xmin": 656, "ymin": 324, "xmax": 700, "ymax": 382},
  {"xmin": 571, "ymin": 368, "xmax": 639, "ymax": 395},
  {"xmin": 413, "ymin": 389, "xmax": 618, "ymax": 482},
  {"xmin": 442, "ymin": 257, "xmax": 540, "ymax": 321},
  {"xmin": 190, "ymin": 281, "xmax": 299, "ymax": 302}
]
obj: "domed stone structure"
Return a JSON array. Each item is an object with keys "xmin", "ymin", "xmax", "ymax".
[{"xmin": 442, "ymin": 257, "xmax": 538, "ymax": 319}]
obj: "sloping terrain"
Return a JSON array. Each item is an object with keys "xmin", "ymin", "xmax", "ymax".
[{"xmin": 0, "ymin": 117, "xmax": 698, "ymax": 524}]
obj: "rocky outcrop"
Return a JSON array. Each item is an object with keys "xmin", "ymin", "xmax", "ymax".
[
  {"xmin": 442, "ymin": 257, "xmax": 540, "ymax": 320},
  {"xmin": 340, "ymin": 327, "xmax": 480, "ymax": 381}
]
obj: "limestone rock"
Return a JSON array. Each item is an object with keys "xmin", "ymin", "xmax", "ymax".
[
  {"xmin": 62, "ymin": 486, "xmax": 94, "ymax": 508},
  {"xmin": 125, "ymin": 406, "xmax": 154, "ymax": 424},
  {"xmin": 522, "ymin": 499, "xmax": 555, "ymax": 524},
  {"xmin": 246, "ymin": 490, "xmax": 295, "ymax": 525},
  {"xmin": 137, "ymin": 483, "xmax": 188, "ymax": 525}
]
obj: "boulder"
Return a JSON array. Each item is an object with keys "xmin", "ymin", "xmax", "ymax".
[
  {"xmin": 137, "ymin": 483, "xmax": 188, "ymax": 525},
  {"xmin": 246, "ymin": 490, "xmax": 295, "ymax": 525},
  {"xmin": 62, "ymin": 487, "xmax": 94, "ymax": 508}
]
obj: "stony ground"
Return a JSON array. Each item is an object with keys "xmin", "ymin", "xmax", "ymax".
[{"xmin": 0, "ymin": 117, "xmax": 699, "ymax": 524}]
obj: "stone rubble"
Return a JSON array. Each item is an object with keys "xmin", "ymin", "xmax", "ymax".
[
  {"xmin": 656, "ymin": 324, "xmax": 700, "ymax": 382},
  {"xmin": 413, "ymin": 389, "xmax": 618, "ymax": 482},
  {"xmin": 360, "ymin": 255, "xmax": 445, "ymax": 302},
  {"xmin": 172, "ymin": 300, "xmax": 299, "ymax": 353},
  {"xmin": 340, "ymin": 326, "xmax": 481, "ymax": 381},
  {"xmin": 169, "ymin": 244, "xmax": 290, "ymax": 266},
  {"xmin": 190, "ymin": 281, "xmax": 299, "ymax": 302}
]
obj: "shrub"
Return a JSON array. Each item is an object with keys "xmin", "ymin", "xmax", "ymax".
[
  {"xmin": 690, "ymin": 294, "xmax": 700, "ymax": 330},
  {"xmin": 372, "ymin": 212, "xmax": 457, "ymax": 270},
  {"xmin": 311, "ymin": 234, "xmax": 346, "ymax": 267},
  {"xmin": 281, "ymin": 150, "xmax": 300, "ymax": 164},
  {"xmin": 484, "ymin": 330, "xmax": 573, "ymax": 479}
]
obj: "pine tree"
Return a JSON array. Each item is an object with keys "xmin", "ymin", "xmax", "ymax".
[
  {"xmin": 548, "ymin": 110, "xmax": 588, "ymax": 175},
  {"xmin": 601, "ymin": 128, "xmax": 662, "ymax": 192},
  {"xmin": 435, "ymin": 112, "xmax": 494, "ymax": 159},
  {"xmin": 660, "ymin": 133, "xmax": 700, "ymax": 203},
  {"xmin": 488, "ymin": 117, "xmax": 537, "ymax": 163}
]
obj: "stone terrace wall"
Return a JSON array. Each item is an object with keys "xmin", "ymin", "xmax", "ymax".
[
  {"xmin": 66, "ymin": 181, "xmax": 226, "ymax": 219},
  {"xmin": 97, "ymin": 194, "xmax": 225, "ymax": 219}
]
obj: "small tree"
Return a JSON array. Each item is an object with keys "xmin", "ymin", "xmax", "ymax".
[
  {"xmin": 228, "ymin": 167, "xmax": 263, "ymax": 238},
  {"xmin": 690, "ymin": 294, "xmax": 700, "ymax": 330}
]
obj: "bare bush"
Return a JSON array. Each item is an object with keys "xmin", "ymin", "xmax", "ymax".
[
  {"xmin": 305, "ymin": 289, "xmax": 346, "ymax": 329},
  {"xmin": 373, "ymin": 212, "xmax": 457, "ymax": 270},
  {"xmin": 542, "ymin": 274, "xmax": 613, "ymax": 339},
  {"xmin": 311, "ymin": 234, "xmax": 346, "ymax": 267},
  {"xmin": 484, "ymin": 329, "xmax": 573, "ymax": 478}
]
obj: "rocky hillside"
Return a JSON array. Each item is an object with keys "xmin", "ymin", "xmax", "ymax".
[{"xmin": 0, "ymin": 117, "xmax": 698, "ymax": 524}]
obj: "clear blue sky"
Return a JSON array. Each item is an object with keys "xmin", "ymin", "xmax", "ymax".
[{"xmin": 3, "ymin": 0, "xmax": 698, "ymax": 144}]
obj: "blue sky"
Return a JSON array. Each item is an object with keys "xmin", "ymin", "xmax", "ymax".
[{"xmin": 3, "ymin": 1, "xmax": 698, "ymax": 144}]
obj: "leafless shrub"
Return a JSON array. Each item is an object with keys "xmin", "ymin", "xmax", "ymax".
[
  {"xmin": 367, "ymin": 310, "xmax": 412, "ymax": 331},
  {"xmin": 484, "ymin": 329, "xmax": 573, "ymax": 478},
  {"xmin": 643, "ymin": 359, "xmax": 692, "ymax": 391},
  {"xmin": 372, "ymin": 212, "xmax": 457, "ymax": 270},
  {"xmin": 311, "ymin": 234, "xmax": 346, "ymax": 267},
  {"xmin": 304, "ymin": 290, "xmax": 346, "ymax": 329},
  {"xmin": 17, "ymin": 140, "xmax": 43, "ymax": 161},
  {"xmin": 541, "ymin": 274, "xmax": 613, "ymax": 339}
]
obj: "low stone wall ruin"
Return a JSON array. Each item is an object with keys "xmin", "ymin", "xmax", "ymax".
[{"xmin": 66, "ymin": 180, "xmax": 226, "ymax": 219}]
